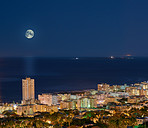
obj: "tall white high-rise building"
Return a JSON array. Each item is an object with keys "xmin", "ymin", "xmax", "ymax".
[{"xmin": 22, "ymin": 78, "xmax": 35, "ymax": 104}]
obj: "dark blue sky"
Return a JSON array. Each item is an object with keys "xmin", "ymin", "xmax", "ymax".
[{"xmin": 0, "ymin": 0, "xmax": 148, "ymax": 57}]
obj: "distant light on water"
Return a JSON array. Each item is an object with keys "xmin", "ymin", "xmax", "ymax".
[
  {"xmin": 125, "ymin": 54, "xmax": 132, "ymax": 57},
  {"xmin": 110, "ymin": 56, "xmax": 114, "ymax": 59}
]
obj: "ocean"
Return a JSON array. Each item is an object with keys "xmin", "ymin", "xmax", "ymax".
[{"xmin": 0, "ymin": 57, "xmax": 148, "ymax": 103}]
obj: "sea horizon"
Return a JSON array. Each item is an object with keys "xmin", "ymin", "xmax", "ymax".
[{"xmin": 0, "ymin": 56, "xmax": 148, "ymax": 103}]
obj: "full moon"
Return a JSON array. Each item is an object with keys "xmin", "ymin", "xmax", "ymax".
[{"xmin": 25, "ymin": 29, "xmax": 34, "ymax": 39}]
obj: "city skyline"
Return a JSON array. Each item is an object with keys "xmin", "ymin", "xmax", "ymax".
[{"xmin": 1, "ymin": 1, "xmax": 148, "ymax": 127}]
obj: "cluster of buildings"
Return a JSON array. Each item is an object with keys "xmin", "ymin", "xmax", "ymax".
[
  {"xmin": 38, "ymin": 81, "xmax": 148, "ymax": 112},
  {"xmin": 1, "ymin": 77, "xmax": 148, "ymax": 117},
  {"xmin": 38, "ymin": 91, "xmax": 97, "ymax": 110}
]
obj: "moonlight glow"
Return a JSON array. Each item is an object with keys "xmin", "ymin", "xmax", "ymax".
[{"xmin": 25, "ymin": 29, "xmax": 34, "ymax": 39}]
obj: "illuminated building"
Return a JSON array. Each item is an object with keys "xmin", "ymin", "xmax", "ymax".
[
  {"xmin": 77, "ymin": 96, "xmax": 96, "ymax": 109},
  {"xmin": 22, "ymin": 78, "xmax": 35, "ymax": 104},
  {"xmin": 0, "ymin": 105, "xmax": 13, "ymax": 114},
  {"xmin": 38, "ymin": 93, "xmax": 58, "ymax": 106},
  {"xmin": 60, "ymin": 100, "xmax": 77, "ymax": 110},
  {"xmin": 98, "ymin": 83, "xmax": 110, "ymax": 92},
  {"xmin": 126, "ymin": 87, "xmax": 137, "ymax": 96},
  {"xmin": 57, "ymin": 93, "xmax": 71, "ymax": 101},
  {"xmin": 60, "ymin": 101, "xmax": 72, "ymax": 109},
  {"xmin": 127, "ymin": 97, "xmax": 137, "ymax": 103},
  {"xmin": 136, "ymin": 117, "xmax": 148, "ymax": 125},
  {"xmin": 143, "ymin": 89, "xmax": 148, "ymax": 96},
  {"xmin": 143, "ymin": 84, "xmax": 148, "ymax": 89},
  {"xmin": 17, "ymin": 104, "xmax": 58, "ymax": 116},
  {"xmin": 71, "ymin": 100, "xmax": 77, "ymax": 109},
  {"xmin": 127, "ymin": 96, "xmax": 145, "ymax": 103},
  {"xmin": 126, "ymin": 86, "xmax": 144, "ymax": 96},
  {"xmin": 89, "ymin": 89, "xmax": 98, "ymax": 95},
  {"xmin": 105, "ymin": 96, "xmax": 116, "ymax": 104},
  {"xmin": 95, "ymin": 93, "xmax": 107, "ymax": 105},
  {"xmin": 112, "ymin": 85, "xmax": 121, "ymax": 92},
  {"xmin": 70, "ymin": 94, "xmax": 82, "ymax": 100}
]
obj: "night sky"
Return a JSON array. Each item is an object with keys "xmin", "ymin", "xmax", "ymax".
[{"xmin": 1, "ymin": 0, "xmax": 148, "ymax": 57}]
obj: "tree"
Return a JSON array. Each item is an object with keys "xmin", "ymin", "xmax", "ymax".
[
  {"xmin": 50, "ymin": 112, "xmax": 65, "ymax": 127},
  {"xmin": 66, "ymin": 113, "xmax": 74, "ymax": 127},
  {"xmin": 2, "ymin": 110, "xmax": 17, "ymax": 118},
  {"xmin": 108, "ymin": 112, "xmax": 137, "ymax": 128}
]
